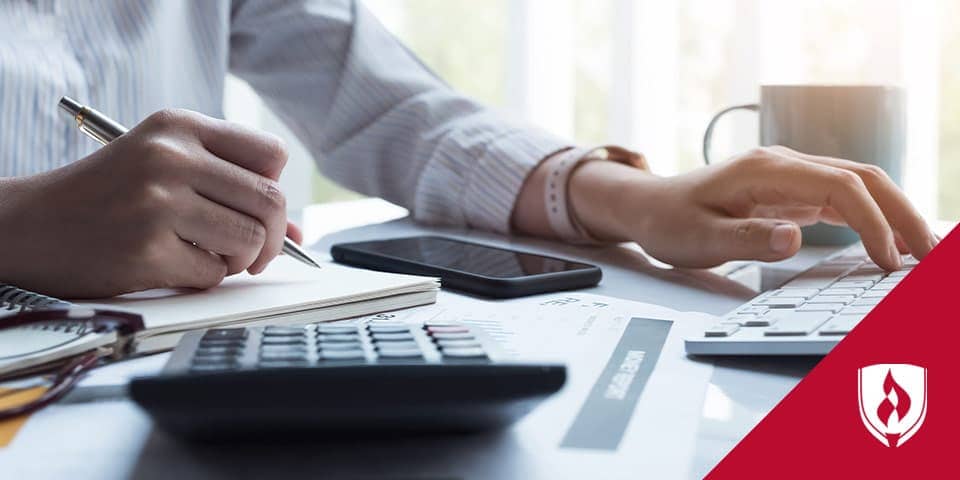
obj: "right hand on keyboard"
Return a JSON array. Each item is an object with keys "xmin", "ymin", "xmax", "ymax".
[
  {"xmin": 0, "ymin": 109, "xmax": 301, "ymax": 298},
  {"xmin": 606, "ymin": 146, "xmax": 937, "ymax": 271}
]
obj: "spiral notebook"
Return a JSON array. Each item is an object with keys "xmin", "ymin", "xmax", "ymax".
[{"xmin": 0, "ymin": 257, "xmax": 439, "ymax": 378}]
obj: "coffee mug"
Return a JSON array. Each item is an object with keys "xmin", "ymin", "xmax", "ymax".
[{"xmin": 702, "ymin": 85, "xmax": 906, "ymax": 246}]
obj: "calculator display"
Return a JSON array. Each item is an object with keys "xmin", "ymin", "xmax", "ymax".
[{"xmin": 342, "ymin": 236, "xmax": 594, "ymax": 278}]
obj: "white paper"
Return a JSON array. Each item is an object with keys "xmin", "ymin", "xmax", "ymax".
[{"xmin": 351, "ymin": 291, "xmax": 716, "ymax": 479}]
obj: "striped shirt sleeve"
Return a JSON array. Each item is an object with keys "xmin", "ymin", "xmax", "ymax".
[{"xmin": 228, "ymin": 0, "xmax": 571, "ymax": 234}]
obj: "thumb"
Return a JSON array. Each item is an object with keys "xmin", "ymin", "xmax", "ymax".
[{"xmin": 710, "ymin": 218, "xmax": 802, "ymax": 262}]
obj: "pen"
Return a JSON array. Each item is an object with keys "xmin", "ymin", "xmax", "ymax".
[{"xmin": 57, "ymin": 96, "xmax": 323, "ymax": 269}]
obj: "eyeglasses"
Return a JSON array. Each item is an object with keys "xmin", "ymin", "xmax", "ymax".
[{"xmin": 0, "ymin": 307, "xmax": 144, "ymax": 421}]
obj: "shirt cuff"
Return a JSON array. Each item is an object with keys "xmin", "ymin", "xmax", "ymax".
[{"xmin": 413, "ymin": 122, "xmax": 571, "ymax": 234}]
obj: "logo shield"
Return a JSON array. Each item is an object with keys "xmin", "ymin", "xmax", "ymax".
[{"xmin": 858, "ymin": 363, "xmax": 927, "ymax": 447}]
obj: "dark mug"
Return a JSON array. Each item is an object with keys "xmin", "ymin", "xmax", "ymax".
[{"xmin": 703, "ymin": 85, "xmax": 906, "ymax": 246}]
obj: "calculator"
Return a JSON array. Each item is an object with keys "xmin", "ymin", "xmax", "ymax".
[{"xmin": 129, "ymin": 320, "xmax": 566, "ymax": 440}]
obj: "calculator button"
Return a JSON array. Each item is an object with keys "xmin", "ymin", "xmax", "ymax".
[
  {"xmin": 375, "ymin": 341, "xmax": 420, "ymax": 351},
  {"xmin": 368, "ymin": 324, "xmax": 409, "ymax": 334},
  {"xmin": 424, "ymin": 320, "xmax": 465, "ymax": 327},
  {"xmin": 194, "ymin": 346, "xmax": 243, "ymax": 356},
  {"xmin": 263, "ymin": 326, "xmax": 306, "ymax": 336},
  {"xmin": 440, "ymin": 347, "xmax": 487, "ymax": 358},
  {"xmin": 319, "ymin": 349, "xmax": 366, "ymax": 360},
  {"xmin": 191, "ymin": 356, "xmax": 240, "ymax": 366},
  {"xmin": 257, "ymin": 360, "xmax": 310, "ymax": 368},
  {"xmin": 316, "ymin": 333, "xmax": 361, "ymax": 343},
  {"xmin": 316, "ymin": 324, "xmax": 358, "ymax": 334},
  {"xmin": 436, "ymin": 339, "xmax": 482, "ymax": 349},
  {"xmin": 261, "ymin": 337, "xmax": 307, "ymax": 346},
  {"xmin": 260, "ymin": 345, "xmax": 307, "ymax": 356},
  {"xmin": 259, "ymin": 351, "xmax": 308, "ymax": 362},
  {"xmin": 378, "ymin": 349, "xmax": 423, "ymax": 358},
  {"xmin": 426, "ymin": 326, "xmax": 470, "ymax": 334},
  {"xmin": 429, "ymin": 332, "xmax": 475, "ymax": 341},
  {"xmin": 202, "ymin": 328, "xmax": 247, "ymax": 341},
  {"xmin": 199, "ymin": 339, "xmax": 246, "ymax": 348},
  {"xmin": 316, "ymin": 341, "xmax": 363, "ymax": 350},
  {"xmin": 190, "ymin": 364, "xmax": 236, "ymax": 372},
  {"xmin": 370, "ymin": 332, "xmax": 415, "ymax": 342}
]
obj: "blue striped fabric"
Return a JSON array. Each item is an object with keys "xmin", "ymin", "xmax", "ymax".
[{"xmin": 0, "ymin": 0, "xmax": 569, "ymax": 234}]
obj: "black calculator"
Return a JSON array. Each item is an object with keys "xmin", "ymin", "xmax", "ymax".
[{"xmin": 130, "ymin": 320, "xmax": 566, "ymax": 441}]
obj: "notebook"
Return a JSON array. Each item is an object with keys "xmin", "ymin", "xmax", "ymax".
[{"xmin": 0, "ymin": 257, "xmax": 439, "ymax": 377}]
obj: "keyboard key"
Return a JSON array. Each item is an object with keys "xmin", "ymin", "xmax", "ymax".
[
  {"xmin": 840, "ymin": 274, "xmax": 883, "ymax": 282},
  {"xmin": 797, "ymin": 303, "xmax": 845, "ymax": 313},
  {"xmin": 736, "ymin": 306, "xmax": 769, "ymax": 316},
  {"xmin": 840, "ymin": 305, "xmax": 873, "ymax": 314},
  {"xmin": 818, "ymin": 288, "xmax": 865, "ymax": 296},
  {"xmin": 771, "ymin": 288, "xmax": 819, "ymax": 299},
  {"xmin": 818, "ymin": 315, "xmax": 862, "ymax": 335},
  {"xmin": 370, "ymin": 332, "xmax": 415, "ymax": 342},
  {"xmin": 723, "ymin": 315, "xmax": 754, "ymax": 325},
  {"xmin": 316, "ymin": 333, "xmax": 360, "ymax": 343},
  {"xmin": 202, "ymin": 328, "xmax": 247, "ymax": 341},
  {"xmin": 320, "ymin": 349, "xmax": 366, "ymax": 360},
  {"xmin": 887, "ymin": 270, "xmax": 910, "ymax": 278},
  {"xmin": 441, "ymin": 347, "xmax": 487, "ymax": 358},
  {"xmin": 861, "ymin": 290, "xmax": 887, "ymax": 298},
  {"xmin": 316, "ymin": 324, "xmax": 359, "ymax": 334},
  {"xmin": 763, "ymin": 312, "xmax": 831, "ymax": 336},
  {"xmin": 705, "ymin": 324, "xmax": 740, "ymax": 337},
  {"xmin": 832, "ymin": 280, "xmax": 875, "ymax": 289},
  {"xmin": 757, "ymin": 297, "xmax": 806, "ymax": 308},
  {"xmin": 743, "ymin": 316, "xmax": 777, "ymax": 327},
  {"xmin": 852, "ymin": 298, "xmax": 882, "ymax": 306},
  {"xmin": 807, "ymin": 295, "xmax": 855, "ymax": 305},
  {"xmin": 869, "ymin": 284, "xmax": 896, "ymax": 292}
]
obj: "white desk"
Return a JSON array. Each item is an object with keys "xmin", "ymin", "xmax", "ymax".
[{"xmin": 0, "ymin": 199, "xmax": 834, "ymax": 479}]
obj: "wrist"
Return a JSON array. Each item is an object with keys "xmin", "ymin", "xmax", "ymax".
[{"xmin": 568, "ymin": 161, "xmax": 664, "ymax": 243}]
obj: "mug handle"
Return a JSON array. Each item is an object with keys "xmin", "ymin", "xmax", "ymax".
[{"xmin": 702, "ymin": 103, "xmax": 759, "ymax": 165}]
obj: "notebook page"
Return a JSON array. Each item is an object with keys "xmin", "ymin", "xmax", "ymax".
[{"xmin": 80, "ymin": 257, "xmax": 438, "ymax": 335}]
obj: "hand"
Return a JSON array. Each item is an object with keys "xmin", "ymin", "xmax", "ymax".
[
  {"xmin": 560, "ymin": 146, "xmax": 937, "ymax": 270},
  {"xmin": 0, "ymin": 109, "xmax": 298, "ymax": 298},
  {"xmin": 572, "ymin": 147, "xmax": 937, "ymax": 270}
]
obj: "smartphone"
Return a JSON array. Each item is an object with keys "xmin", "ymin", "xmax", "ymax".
[{"xmin": 330, "ymin": 236, "xmax": 601, "ymax": 298}]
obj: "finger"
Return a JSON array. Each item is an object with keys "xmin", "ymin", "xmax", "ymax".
[
  {"xmin": 174, "ymin": 193, "xmax": 266, "ymax": 275},
  {"xmin": 735, "ymin": 153, "xmax": 901, "ymax": 270},
  {"xmin": 705, "ymin": 217, "xmax": 802, "ymax": 263},
  {"xmin": 286, "ymin": 222, "xmax": 304, "ymax": 245},
  {"xmin": 166, "ymin": 242, "xmax": 229, "ymax": 290},
  {"xmin": 185, "ymin": 150, "xmax": 287, "ymax": 275},
  {"xmin": 769, "ymin": 146, "xmax": 936, "ymax": 259},
  {"xmin": 895, "ymin": 230, "xmax": 910, "ymax": 255},
  {"xmin": 195, "ymin": 116, "xmax": 288, "ymax": 180}
]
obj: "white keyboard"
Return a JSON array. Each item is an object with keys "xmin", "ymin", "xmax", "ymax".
[{"xmin": 685, "ymin": 244, "xmax": 916, "ymax": 355}]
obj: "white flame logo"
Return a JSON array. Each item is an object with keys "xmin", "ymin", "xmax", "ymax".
[{"xmin": 858, "ymin": 364, "xmax": 927, "ymax": 447}]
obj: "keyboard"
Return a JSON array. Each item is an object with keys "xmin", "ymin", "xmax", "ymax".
[
  {"xmin": 685, "ymin": 244, "xmax": 917, "ymax": 355},
  {"xmin": 130, "ymin": 320, "xmax": 566, "ymax": 440}
]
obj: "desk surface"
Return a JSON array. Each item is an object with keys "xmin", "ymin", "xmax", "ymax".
[{"xmin": 1, "ymin": 199, "xmax": 835, "ymax": 479}]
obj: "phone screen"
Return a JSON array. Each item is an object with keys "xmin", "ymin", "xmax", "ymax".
[{"xmin": 342, "ymin": 236, "xmax": 595, "ymax": 278}]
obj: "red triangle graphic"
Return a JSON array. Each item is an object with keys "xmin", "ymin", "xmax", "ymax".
[{"xmin": 707, "ymin": 225, "xmax": 959, "ymax": 478}]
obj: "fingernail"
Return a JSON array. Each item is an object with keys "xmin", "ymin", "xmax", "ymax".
[
  {"xmin": 888, "ymin": 244, "xmax": 903, "ymax": 269},
  {"xmin": 769, "ymin": 224, "xmax": 796, "ymax": 253}
]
